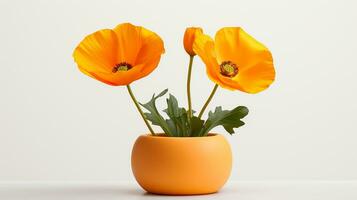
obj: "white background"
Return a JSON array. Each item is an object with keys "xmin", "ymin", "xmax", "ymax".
[{"xmin": 0, "ymin": 0, "xmax": 356, "ymax": 182}]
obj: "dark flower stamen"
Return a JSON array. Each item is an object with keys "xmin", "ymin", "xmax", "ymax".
[
  {"xmin": 220, "ymin": 61, "xmax": 238, "ymax": 78},
  {"xmin": 112, "ymin": 62, "xmax": 133, "ymax": 73}
]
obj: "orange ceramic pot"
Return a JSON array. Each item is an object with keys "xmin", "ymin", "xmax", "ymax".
[{"xmin": 131, "ymin": 134, "xmax": 232, "ymax": 195}]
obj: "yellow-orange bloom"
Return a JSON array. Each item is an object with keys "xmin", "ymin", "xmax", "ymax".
[
  {"xmin": 73, "ymin": 23, "xmax": 165, "ymax": 86},
  {"xmin": 193, "ymin": 27, "xmax": 275, "ymax": 94},
  {"xmin": 183, "ymin": 27, "xmax": 203, "ymax": 56}
]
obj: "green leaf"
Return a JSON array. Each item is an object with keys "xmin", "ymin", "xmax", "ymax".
[
  {"xmin": 140, "ymin": 91, "xmax": 246, "ymax": 137},
  {"xmin": 144, "ymin": 113, "xmax": 161, "ymax": 126},
  {"xmin": 200, "ymin": 106, "xmax": 249, "ymax": 136},
  {"xmin": 163, "ymin": 94, "xmax": 190, "ymax": 136},
  {"xmin": 190, "ymin": 116, "xmax": 205, "ymax": 137},
  {"xmin": 162, "ymin": 94, "xmax": 206, "ymax": 137},
  {"xmin": 165, "ymin": 119, "xmax": 177, "ymax": 135},
  {"xmin": 139, "ymin": 89, "xmax": 174, "ymax": 136}
]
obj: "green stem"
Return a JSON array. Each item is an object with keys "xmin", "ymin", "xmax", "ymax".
[
  {"xmin": 186, "ymin": 55, "xmax": 194, "ymax": 118},
  {"xmin": 198, "ymin": 84, "xmax": 219, "ymax": 119},
  {"xmin": 126, "ymin": 85, "xmax": 155, "ymax": 135}
]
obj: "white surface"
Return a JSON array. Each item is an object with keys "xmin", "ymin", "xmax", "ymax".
[
  {"xmin": 0, "ymin": 181, "xmax": 356, "ymax": 200},
  {"xmin": 1, "ymin": 0, "xmax": 357, "ymax": 181}
]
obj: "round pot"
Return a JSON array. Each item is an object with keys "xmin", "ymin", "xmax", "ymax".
[{"xmin": 131, "ymin": 134, "xmax": 232, "ymax": 195}]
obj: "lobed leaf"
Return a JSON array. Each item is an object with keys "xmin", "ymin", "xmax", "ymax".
[
  {"xmin": 139, "ymin": 89, "xmax": 173, "ymax": 136},
  {"xmin": 140, "ymin": 90, "xmax": 249, "ymax": 137},
  {"xmin": 200, "ymin": 106, "xmax": 249, "ymax": 136},
  {"xmin": 163, "ymin": 94, "xmax": 190, "ymax": 136}
]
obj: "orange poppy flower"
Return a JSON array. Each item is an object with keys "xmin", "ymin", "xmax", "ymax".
[
  {"xmin": 183, "ymin": 27, "xmax": 203, "ymax": 56},
  {"xmin": 193, "ymin": 27, "xmax": 275, "ymax": 94},
  {"xmin": 73, "ymin": 23, "xmax": 165, "ymax": 86}
]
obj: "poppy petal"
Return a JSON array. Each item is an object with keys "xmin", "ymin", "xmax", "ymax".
[
  {"xmin": 215, "ymin": 27, "xmax": 270, "ymax": 71},
  {"xmin": 214, "ymin": 27, "xmax": 275, "ymax": 93},
  {"xmin": 134, "ymin": 26, "xmax": 164, "ymax": 78},
  {"xmin": 235, "ymin": 51, "xmax": 275, "ymax": 93},
  {"xmin": 73, "ymin": 29, "xmax": 118, "ymax": 74},
  {"xmin": 215, "ymin": 74, "xmax": 244, "ymax": 91},
  {"xmin": 193, "ymin": 34, "xmax": 221, "ymax": 85},
  {"xmin": 78, "ymin": 67, "xmax": 118, "ymax": 86},
  {"xmin": 113, "ymin": 23, "xmax": 142, "ymax": 65},
  {"xmin": 78, "ymin": 63, "xmax": 143, "ymax": 86},
  {"xmin": 135, "ymin": 55, "xmax": 162, "ymax": 80}
]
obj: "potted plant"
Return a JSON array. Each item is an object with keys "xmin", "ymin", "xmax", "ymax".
[{"xmin": 73, "ymin": 23, "xmax": 275, "ymax": 195}]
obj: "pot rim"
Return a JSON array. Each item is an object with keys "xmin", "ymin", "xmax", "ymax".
[{"xmin": 139, "ymin": 133, "xmax": 222, "ymax": 139}]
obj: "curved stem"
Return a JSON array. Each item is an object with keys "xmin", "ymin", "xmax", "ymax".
[
  {"xmin": 198, "ymin": 84, "xmax": 219, "ymax": 119},
  {"xmin": 126, "ymin": 84, "xmax": 155, "ymax": 135},
  {"xmin": 186, "ymin": 55, "xmax": 194, "ymax": 118}
]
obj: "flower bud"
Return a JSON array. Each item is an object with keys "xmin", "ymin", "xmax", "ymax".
[{"xmin": 183, "ymin": 27, "xmax": 203, "ymax": 56}]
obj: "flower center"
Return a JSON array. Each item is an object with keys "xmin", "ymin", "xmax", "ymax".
[
  {"xmin": 112, "ymin": 62, "xmax": 133, "ymax": 73},
  {"xmin": 220, "ymin": 61, "xmax": 238, "ymax": 77}
]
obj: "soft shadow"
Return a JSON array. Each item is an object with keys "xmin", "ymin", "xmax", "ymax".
[
  {"xmin": 0, "ymin": 184, "xmax": 227, "ymax": 200},
  {"xmin": 0, "ymin": 184, "xmax": 143, "ymax": 199}
]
